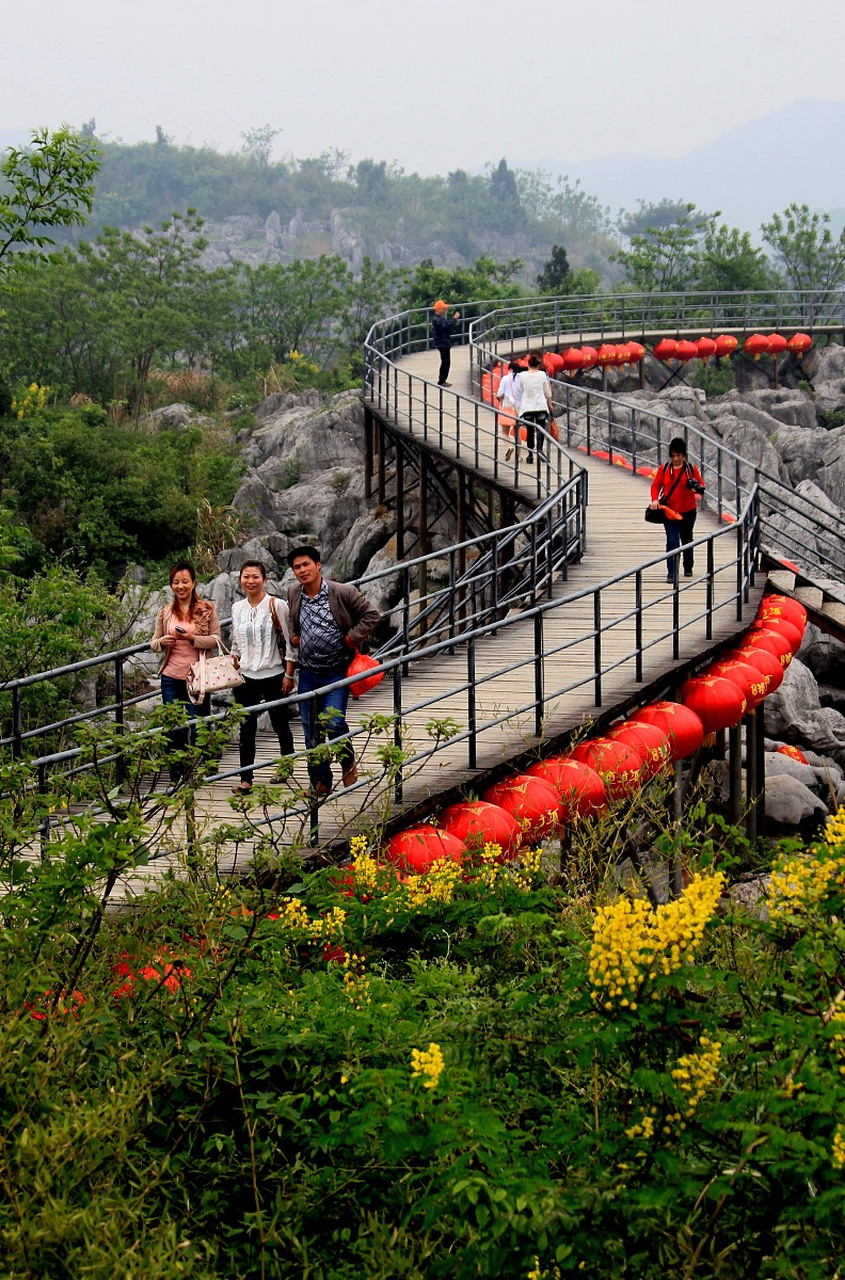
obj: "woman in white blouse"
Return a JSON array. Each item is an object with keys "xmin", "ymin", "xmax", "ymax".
[{"xmin": 230, "ymin": 560, "xmax": 296, "ymax": 794}]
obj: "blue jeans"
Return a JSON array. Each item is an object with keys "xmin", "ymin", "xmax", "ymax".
[
  {"xmin": 665, "ymin": 510, "xmax": 697, "ymax": 579},
  {"xmin": 297, "ymin": 665, "xmax": 353, "ymax": 789},
  {"xmin": 160, "ymin": 674, "xmax": 209, "ymax": 782}
]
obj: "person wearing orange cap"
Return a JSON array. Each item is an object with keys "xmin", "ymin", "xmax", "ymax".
[{"xmin": 432, "ymin": 299, "xmax": 461, "ymax": 387}]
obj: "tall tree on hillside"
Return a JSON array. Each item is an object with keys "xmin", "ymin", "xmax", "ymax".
[
  {"xmin": 488, "ymin": 158, "xmax": 522, "ymax": 234},
  {"xmin": 695, "ymin": 223, "xmax": 775, "ymax": 293},
  {"xmin": 761, "ymin": 202, "xmax": 845, "ymax": 296}
]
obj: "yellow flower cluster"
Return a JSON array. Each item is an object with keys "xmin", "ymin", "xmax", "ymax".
[
  {"xmin": 671, "ymin": 1034, "xmax": 722, "ymax": 1115},
  {"xmin": 511, "ymin": 845, "xmax": 544, "ymax": 893},
  {"xmin": 342, "ymin": 951, "xmax": 371, "ymax": 1010},
  {"xmin": 823, "ymin": 803, "xmax": 845, "ymax": 849},
  {"xmin": 404, "ymin": 858, "xmax": 463, "ymax": 906},
  {"xmin": 410, "ymin": 1041, "xmax": 445, "ymax": 1090},
  {"xmin": 527, "ymin": 1262, "xmax": 563, "ymax": 1280},
  {"xmin": 589, "ymin": 872, "xmax": 726, "ymax": 1010},
  {"xmin": 625, "ymin": 1112, "xmax": 655, "ymax": 1142},
  {"xmin": 832, "ymin": 1127, "xmax": 845, "ymax": 1171},
  {"xmin": 12, "ymin": 382, "xmax": 50, "ymax": 419},
  {"xmin": 829, "ymin": 1012, "xmax": 845, "ymax": 1078},
  {"xmin": 767, "ymin": 849, "xmax": 845, "ymax": 926},
  {"xmin": 475, "ymin": 843, "xmax": 505, "ymax": 887}
]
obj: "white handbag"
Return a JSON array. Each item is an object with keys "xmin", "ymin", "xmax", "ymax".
[{"xmin": 186, "ymin": 638, "xmax": 244, "ymax": 705}]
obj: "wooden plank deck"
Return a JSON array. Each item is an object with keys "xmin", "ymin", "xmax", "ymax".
[{"xmin": 106, "ymin": 342, "xmax": 763, "ymax": 900}]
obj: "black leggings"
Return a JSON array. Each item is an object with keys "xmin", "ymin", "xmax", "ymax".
[
  {"xmin": 233, "ymin": 674, "xmax": 294, "ymax": 784},
  {"xmin": 521, "ymin": 410, "xmax": 548, "ymax": 453},
  {"xmin": 437, "ymin": 347, "xmax": 451, "ymax": 385}
]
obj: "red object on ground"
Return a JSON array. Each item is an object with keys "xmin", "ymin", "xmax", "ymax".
[
  {"xmin": 696, "ymin": 336, "xmax": 717, "ymax": 361},
  {"xmin": 777, "ymin": 744, "xmax": 809, "ymax": 764},
  {"xmin": 439, "ymin": 800, "xmax": 522, "ymax": 861},
  {"xmin": 726, "ymin": 644, "xmax": 785, "ymax": 694},
  {"xmin": 482, "ymin": 775, "xmax": 564, "ymax": 844},
  {"xmin": 744, "ymin": 333, "xmax": 770, "ymax": 360},
  {"xmin": 706, "ymin": 659, "xmax": 769, "ymax": 711},
  {"xmin": 714, "ymin": 334, "xmax": 739, "ymax": 358},
  {"xmin": 757, "ymin": 594, "xmax": 807, "ymax": 635},
  {"xmin": 606, "ymin": 720, "xmax": 671, "ymax": 779},
  {"xmin": 629, "ymin": 701, "xmax": 705, "ymax": 762},
  {"xmin": 569, "ymin": 737, "xmax": 644, "ymax": 798},
  {"xmin": 385, "ymin": 826, "xmax": 465, "ymax": 874},
  {"xmin": 653, "ymin": 338, "xmax": 678, "ymax": 361},
  {"xmin": 679, "ymin": 676, "xmax": 747, "ymax": 733},
  {"xmin": 524, "ymin": 757, "xmax": 606, "ymax": 820}
]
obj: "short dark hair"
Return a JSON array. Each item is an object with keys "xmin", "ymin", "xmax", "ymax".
[
  {"xmin": 288, "ymin": 545, "xmax": 322, "ymax": 568},
  {"xmin": 240, "ymin": 559, "xmax": 268, "ymax": 579},
  {"xmin": 668, "ymin": 437, "xmax": 687, "ymax": 456}
]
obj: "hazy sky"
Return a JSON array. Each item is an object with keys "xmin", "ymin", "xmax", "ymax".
[{"xmin": 5, "ymin": 0, "xmax": 845, "ymax": 172}]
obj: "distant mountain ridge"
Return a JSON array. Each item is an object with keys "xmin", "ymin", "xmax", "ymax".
[{"xmin": 538, "ymin": 98, "xmax": 845, "ymax": 235}]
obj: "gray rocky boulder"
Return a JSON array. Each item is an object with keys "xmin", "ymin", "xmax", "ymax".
[
  {"xmin": 763, "ymin": 657, "xmax": 845, "ymax": 765},
  {"xmin": 764, "ymin": 774, "xmax": 829, "ymax": 832}
]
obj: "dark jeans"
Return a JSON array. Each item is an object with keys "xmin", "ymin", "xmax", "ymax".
[
  {"xmin": 233, "ymin": 674, "xmax": 294, "ymax": 785},
  {"xmin": 298, "ymin": 664, "xmax": 353, "ymax": 790},
  {"xmin": 436, "ymin": 347, "xmax": 451, "ymax": 385},
  {"xmin": 665, "ymin": 510, "xmax": 697, "ymax": 578},
  {"xmin": 160, "ymin": 674, "xmax": 209, "ymax": 783},
  {"xmin": 520, "ymin": 410, "xmax": 548, "ymax": 456}
]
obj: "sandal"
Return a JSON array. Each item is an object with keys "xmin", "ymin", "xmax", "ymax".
[{"xmin": 231, "ymin": 783, "xmax": 252, "ymax": 795}]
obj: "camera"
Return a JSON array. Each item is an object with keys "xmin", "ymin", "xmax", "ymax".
[
  {"xmin": 686, "ymin": 476, "xmax": 705, "ymax": 496},
  {"xmin": 174, "ymin": 625, "xmax": 186, "ymax": 634}
]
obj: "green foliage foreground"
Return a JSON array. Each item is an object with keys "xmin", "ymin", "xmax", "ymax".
[{"xmin": 1, "ymin": 764, "xmax": 844, "ymax": 1279}]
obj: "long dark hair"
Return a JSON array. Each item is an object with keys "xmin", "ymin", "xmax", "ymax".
[{"xmin": 169, "ymin": 561, "xmax": 199, "ymax": 618}]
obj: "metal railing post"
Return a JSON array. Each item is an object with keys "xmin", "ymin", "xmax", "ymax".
[
  {"xmin": 534, "ymin": 611, "xmax": 544, "ymax": 738},
  {"xmin": 467, "ymin": 638, "xmax": 477, "ymax": 770}
]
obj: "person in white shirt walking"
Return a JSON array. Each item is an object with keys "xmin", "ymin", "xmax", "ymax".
[{"xmin": 514, "ymin": 352, "xmax": 553, "ymax": 464}]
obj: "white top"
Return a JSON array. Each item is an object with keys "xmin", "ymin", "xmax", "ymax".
[
  {"xmin": 497, "ymin": 372, "xmax": 523, "ymax": 408},
  {"xmin": 516, "ymin": 370, "xmax": 551, "ymax": 414},
  {"xmin": 230, "ymin": 595, "xmax": 295, "ymax": 680}
]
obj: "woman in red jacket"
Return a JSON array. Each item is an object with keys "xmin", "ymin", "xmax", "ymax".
[{"xmin": 649, "ymin": 437, "xmax": 705, "ymax": 582}]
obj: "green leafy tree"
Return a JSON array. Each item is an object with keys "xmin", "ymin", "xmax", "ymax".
[
  {"xmin": 399, "ymin": 256, "xmax": 525, "ymax": 310},
  {"xmin": 613, "ymin": 200, "xmax": 715, "ymax": 293},
  {"xmin": 0, "ymin": 127, "xmax": 100, "ymax": 269},
  {"xmin": 761, "ymin": 201, "xmax": 845, "ymax": 294},
  {"xmin": 487, "ymin": 157, "xmax": 522, "ymax": 233},
  {"xmin": 694, "ymin": 222, "xmax": 775, "ymax": 292}
]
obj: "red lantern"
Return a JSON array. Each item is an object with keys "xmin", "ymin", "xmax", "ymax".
[
  {"xmin": 757, "ymin": 594, "xmax": 807, "ymax": 635},
  {"xmin": 562, "ymin": 347, "xmax": 586, "ymax": 374},
  {"xmin": 596, "ymin": 344, "xmax": 618, "ymax": 367},
  {"xmin": 580, "ymin": 345, "xmax": 599, "ymax": 368},
  {"xmin": 767, "ymin": 333, "xmax": 788, "ymax": 356},
  {"xmin": 569, "ymin": 737, "xmax": 644, "ymax": 798},
  {"xmin": 714, "ymin": 334, "xmax": 738, "ymax": 358},
  {"xmin": 385, "ymin": 826, "xmax": 465, "ymax": 875},
  {"xmin": 629, "ymin": 701, "xmax": 705, "ymax": 762},
  {"xmin": 786, "ymin": 332, "xmax": 812, "ymax": 358},
  {"xmin": 726, "ymin": 644, "xmax": 784, "ymax": 694},
  {"xmin": 696, "ymin": 336, "xmax": 717, "ymax": 361},
  {"xmin": 482, "ymin": 775, "xmax": 563, "ymax": 844},
  {"xmin": 439, "ymin": 800, "xmax": 522, "ymax": 862},
  {"xmin": 743, "ymin": 628, "xmax": 795, "ymax": 670},
  {"xmin": 614, "ymin": 342, "xmax": 632, "ymax": 366},
  {"xmin": 524, "ymin": 757, "xmax": 606, "ymax": 820},
  {"xmin": 744, "ymin": 333, "xmax": 770, "ymax": 360},
  {"xmin": 777, "ymin": 744, "xmax": 808, "ymax": 764},
  {"xmin": 606, "ymin": 720, "xmax": 671, "ymax": 779},
  {"xmin": 748, "ymin": 615, "xmax": 802, "ymax": 655},
  {"xmin": 653, "ymin": 338, "xmax": 678, "ymax": 361},
  {"xmin": 675, "ymin": 340, "xmax": 699, "ymax": 362},
  {"xmin": 627, "ymin": 341, "xmax": 646, "ymax": 364},
  {"xmin": 543, "ymin": 351, "xmax": 565, "ymax": 376},
  {"xmin": 679, "ymin": 676, "xmax": 746, "ymax": 733},
  {"xmin": 706, "ymin": 659, "xmax": 769, "ymax": 711}
]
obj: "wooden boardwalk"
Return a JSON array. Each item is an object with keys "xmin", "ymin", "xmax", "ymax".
[{"xmin": 107, "ymin": 339, "xmax": 765, "ymax": 900}]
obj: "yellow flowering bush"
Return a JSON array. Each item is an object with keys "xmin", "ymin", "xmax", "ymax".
[
  {"xmin": 832, "ymin": 1127, "xmax": 845, "ymax": 1170},
  {"xmin": 588, "ymin": 871, "xmax": 726, "ymax": 1010},
  {"xmin": 767, "ymin": 847, "xmax": 845, "ymax": 926},
  {"xmin": 12, "ymin": 382, "xmax": 50, "ymax": 418},
  {"xmin": 671, "ymin": 1034, "xmax": 722, "ymax": 1115},
  {"xmin": 410, "ymin": 1041, "xmax": 445, "ymax": 1090}
]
